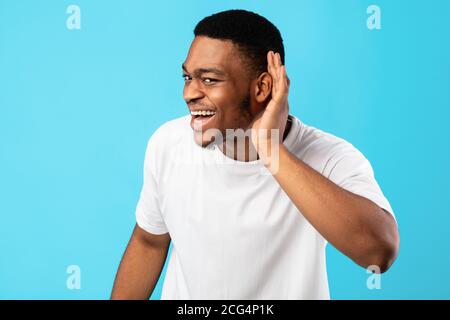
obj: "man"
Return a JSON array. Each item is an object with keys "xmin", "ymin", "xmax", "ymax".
[{"xmin": 111, "ymin": 9, "xmax": 399, "ymax": 300}]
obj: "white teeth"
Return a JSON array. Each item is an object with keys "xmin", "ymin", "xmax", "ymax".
[{"xmin": 190, "ymin": 110, "xmax": 216, "ymax": 116}]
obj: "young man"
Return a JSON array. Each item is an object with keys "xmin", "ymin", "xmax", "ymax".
[{"xmin": 111, "ymin": 9, "xmax": 399, "ymax": 300}]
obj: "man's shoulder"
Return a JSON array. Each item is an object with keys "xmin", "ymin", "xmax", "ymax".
[
  {"xmin": 293, "ymin": 119, "xmax": 365, "ymax": 173},
  {"xmin": 142, "ymin": 115, "xmax": 191, "ymax": 164},
  {"xmin": 153, "ymin": 114, "xmax": 191, "ymax": 136},
  {"xmin": 148, "ymin": 114, "xmax": 191, "ymax": 146},
  {"xmin": 300, "ymin": 122, "xmax": 355, "ymax": 152}
]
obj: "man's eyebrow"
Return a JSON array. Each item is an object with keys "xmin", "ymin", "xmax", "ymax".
[{"xmin": 182, "ymin": 63, "xmax": 226, "ymax": 77}]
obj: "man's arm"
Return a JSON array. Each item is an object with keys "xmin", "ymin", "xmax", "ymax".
[
  {"xmin": 267, "ymin": 145, "xmax": 399, "ymax": 273},
  {"xmin": 111, "ymin": 224, "xmax": 171, "ymax": 299},
  {"xmin": 252, "ymin": 51, "xmax": 399, "ymax": 272}
]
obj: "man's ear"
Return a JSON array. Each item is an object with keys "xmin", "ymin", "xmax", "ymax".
[{"xmin": 254, "ymin": 72, "xmax": 272, "ymax": 104}]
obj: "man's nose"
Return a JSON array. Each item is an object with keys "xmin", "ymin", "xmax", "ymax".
[{"xmin": 183, "ymin": 79, "xmax": 204, "ymax": 103}]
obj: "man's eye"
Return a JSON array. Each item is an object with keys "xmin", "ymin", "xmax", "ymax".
[
  {"xmin": 182, "ymin": 74, "xmax": 191, "ymax": 81},
  {"xmin": 202, "ymin": 78, "xmax": 217, "ymax": 84}
]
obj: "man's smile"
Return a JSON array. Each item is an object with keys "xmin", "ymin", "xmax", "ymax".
[{"xmin": 189, "ymin": 107, "xmax": 217, "ymax": 132}]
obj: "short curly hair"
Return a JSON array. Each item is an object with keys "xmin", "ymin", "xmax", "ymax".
[{"xmin": 194, "ymin": 9, "xmax": 285, "ymax": 78}]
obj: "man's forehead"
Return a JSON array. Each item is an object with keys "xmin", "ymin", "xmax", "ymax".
[{"xmin": 183, "ymin": 36, "xmax": 239, "ymax": 74}]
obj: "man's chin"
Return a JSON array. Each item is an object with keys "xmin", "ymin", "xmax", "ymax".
[
  {"xmin": 193, "ymin": 132, "xmax": 212, "ymax": 148},
  {"xmin": 192, "ymin": 128, "xmax": 222, "ymax": 148},
  {"xmin": 193, "ymin": 131, "xmax": 221, "ymax": 148}
]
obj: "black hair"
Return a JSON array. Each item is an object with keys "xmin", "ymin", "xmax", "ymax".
[{"xmin": 194, "ymin": 9, "xmax": 285, "ymax": 77}]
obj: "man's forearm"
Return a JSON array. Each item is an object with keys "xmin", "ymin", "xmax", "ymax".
[
  {"xmin": 111, "ymin": 227, "xmax": 170, "ymax": 299},
  {"xmin": 264, "ymin": 144, "xmax": 399, "ymax": 271}
]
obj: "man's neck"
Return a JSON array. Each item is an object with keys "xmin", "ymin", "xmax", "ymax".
[{"xmin": 218, "ymin": 115, "xmax": 293, "ymax": 162}]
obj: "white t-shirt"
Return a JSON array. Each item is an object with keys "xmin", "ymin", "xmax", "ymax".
[{"xmin": 135, "ymin": 114, "xmax": 395, "ymax": 300}]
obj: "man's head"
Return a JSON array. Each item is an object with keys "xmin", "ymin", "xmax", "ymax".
[{"xmin": 182, "ymin": 9, "xmax": 285, "ymax": 146}]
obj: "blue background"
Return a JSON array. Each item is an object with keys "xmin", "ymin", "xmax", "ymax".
[{"xmin": 1, "ymin": 0, "xmax": 449, "ymax": 299}]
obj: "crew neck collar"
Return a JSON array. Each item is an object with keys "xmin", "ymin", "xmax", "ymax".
[{"xmin": 204, "ymin": 115, "xmax": 303, "ymax": 175}]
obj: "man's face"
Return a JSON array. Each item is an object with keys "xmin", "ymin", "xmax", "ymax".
[{"xmin": 182, "ymin": 36, "xmax": 255, "ymax": 147}]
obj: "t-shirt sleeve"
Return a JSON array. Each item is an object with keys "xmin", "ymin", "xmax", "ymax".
[
  {"xmin": 325, "ymin": 145, "xmax": 396, "ymax": 223},
  {"xmin": 135, "ymin": 135, "xmax": 169, "ymax": 235}
]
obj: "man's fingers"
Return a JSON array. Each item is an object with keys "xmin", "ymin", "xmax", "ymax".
[
  {"xmin": 267, "ymin": 51, "xmax": 273, "ymax": 74},
  {"xmin": 276, "ymin": 52, "xmax": 281, "ymax": 66},
  {"xmin": 267, "ymin": 51, "xmax": 290, "ymax": 100},
  {"xmin": 283, "ymin": 66, "xmax": 290, "ymax": 95},
  {"xmin": 266, "ymin": 52, "xmax": 273, "ymax": 94},
  {"xmin": 272, "ymin": 52, "xmax": 280, "ymax": 95},
  {"xmin": 281, "ymin": 65, "xmax": 288, "ymax": 89}
]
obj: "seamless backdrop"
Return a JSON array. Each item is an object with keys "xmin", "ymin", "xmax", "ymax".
[{"xmin": 1, "ymin": 0, "xmax": 449, "ymax": 299}]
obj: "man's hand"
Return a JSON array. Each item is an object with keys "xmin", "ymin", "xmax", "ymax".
[{"xmin": 249, "ymin": 51, "xmax": 290, "ymax": 164}]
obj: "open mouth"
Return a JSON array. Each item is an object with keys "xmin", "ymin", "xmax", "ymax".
[
  {"xmin": 192, "ymin": 114, "xmax": 215, "ymax": 119},
  {"xmin": 190, "ymin": 110, "xmax": 217, "ymax": 130}
]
